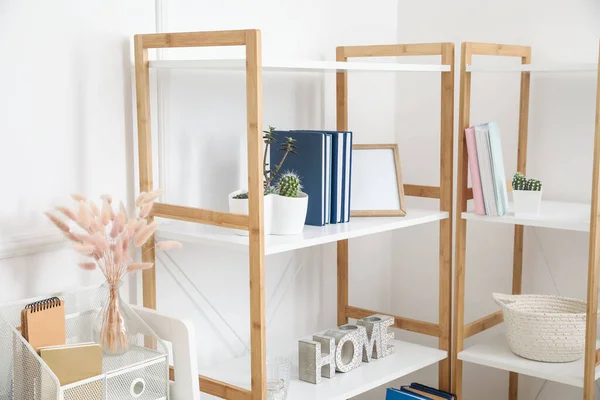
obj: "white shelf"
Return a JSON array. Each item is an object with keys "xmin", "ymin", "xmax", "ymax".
[
  {"xmin": 150, "ymin": 59, "xmax": 451, "ymax": 72},
  {"xmin": 203, "ymin": 339, "xmax": 447, "ymax": 400},
  {"xmin": 466, "ymin": 63, "xmax": 598, "ymax": 73},
  {"xmin": 461, "ymin": 200, "xmax": 590, "ymax": 232},
  {"xmin": 458, "ymin": 334, "xmax": 600, "ymax": 387},
  {"xmin": 156, "ymin": 209, "xmax": 448, "ymax": 255}
]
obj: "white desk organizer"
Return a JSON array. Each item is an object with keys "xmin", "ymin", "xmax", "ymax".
[{"xmin": 0, "ymin": 285, "xmax": 169, "ymax": 400}]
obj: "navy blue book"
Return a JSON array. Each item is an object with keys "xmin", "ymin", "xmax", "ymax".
[
  {"xmin": 386, "ymin": 388, "xmax": 431, "ymax": 400},
  {"xmin": 342, "ymin": 131, "xmax": 353, "ymax": 222},
  {"xmin": 293, "ymin": 131, "xmax": 344, "ymax": 223},
  {"xmin": 403, "ymin": 383, "xmax": 455, "ymax": 400},
  {"xmin": 270, "ymin": 131, "xmax": 328, "ymax": 226}
]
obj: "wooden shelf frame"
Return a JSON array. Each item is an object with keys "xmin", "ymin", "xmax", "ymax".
[
  {"xmin": 134, "ymin": 31, "xmax": 455, "ymax": 399},
  {"xmin": 134, "ymin": 29, "xmax": 264, "ymax": 400},
  {"xmin": 452, "ymin": 41, "xmax": 600, "ymax": 400},
  {"xmin": 335, "ymin": 42, "xmax": 455, "ymax": 392}
]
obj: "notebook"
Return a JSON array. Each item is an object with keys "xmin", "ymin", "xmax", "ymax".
[
  {"xmin": 465, "ymin": 127, "xmax": 485, "ymax": 215},
  {"xmin": 386, "ymin": 388, "xmax": 430, "ymax": 399},
  {"xmin": 487, "ymin": 122, "xmax": 509, "ymax": 216},
  {"xmin": 325, "ymin": 133, "xmax": 332, "ymax": 223},
  {"xmin": 39, "ymin": 343, "xmax": 103, "ymax": 386},
  {"xmin": 474, "ymin": 124, "xmax": 497, "ymax": 216},
  {"xmin": 20, "ymin": 297, "xmax": 66, "ymax": 352},
  {"xmin": 403, "ymin": 383, "xmax": 456, "ymax": 400},
  {"xmin": 342, "ymin": 131, "xmax": 353, "ymax": 222},
  {"xmin": 293, "ymin": 130, "xmax": 346, "ymax": 223}
]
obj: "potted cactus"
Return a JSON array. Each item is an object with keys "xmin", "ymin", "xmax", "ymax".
[
  {"xmin": 512, "ymin": 172, "xmax": 543, "ymax": 218},
  {"xmin": 229, "ymin": 126, "xmax": 308, "ymax": 235},
  {"xmin": 270, "ymin": 172, "xmax": 309, "ymax": 235}
]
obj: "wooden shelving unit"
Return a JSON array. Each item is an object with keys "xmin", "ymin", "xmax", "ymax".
[
  {"xmin": 134, "ymin": 30, "xmax": 454, "ymax": 400},
  {"xmin": 452, "ymin": 42, "xmax": 600, "ymax": 400}
]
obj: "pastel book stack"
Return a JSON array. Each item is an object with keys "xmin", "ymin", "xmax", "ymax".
[
  {"xmin": 271, "ymin": 130, "xmax": 353, "ymax": 226},
  {"xmin": 465, "ymin": 122, "xmax": 509, "ymax": 216}
]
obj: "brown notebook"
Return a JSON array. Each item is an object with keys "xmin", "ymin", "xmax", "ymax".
[
  {"xmin": 39, "ymin": 343, "xmax": 103, "ymax": 386},
  {"xmin": 20, "ymin": 297, "xmax": 66, "ymax": 352}
]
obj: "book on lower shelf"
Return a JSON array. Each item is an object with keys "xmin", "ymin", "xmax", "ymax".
[
  {"xmin": 386, "ymin": 383, "xmax": 455, "ymax": 399},
  {"xmin": 466, "ymin": 122, "xmax": 509, "ymax": 217}
]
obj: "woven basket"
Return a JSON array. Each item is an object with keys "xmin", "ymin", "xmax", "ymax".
[{"xmin": 493, "ymin": 293, "xmax": 594, "ymax": 362}]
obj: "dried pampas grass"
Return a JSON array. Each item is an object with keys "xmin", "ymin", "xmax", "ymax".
[
  {"xmin": 156, "ymin": 241, "xmax": 183, "ymax": 251},
  {"xmin": 45, "ymin": 190, "xmax": 181, "ymax": 286},
  {"xmin": 127, "ymin": 263, "xmax": 154, "ymax": 272},
  {"xmin": 45, "ymin": 212, "xmax": 70, "ymax": 233}
]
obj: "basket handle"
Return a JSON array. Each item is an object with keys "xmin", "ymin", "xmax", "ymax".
[{"xmin": 492, "ymin": 293, "xmax": 517, "ymax": 307}]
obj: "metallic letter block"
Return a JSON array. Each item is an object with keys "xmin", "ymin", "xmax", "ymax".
[
  {"xmin": 298, "ymin": 335, "xmax": 335, "ymax": 384},
  {"xmin": 357, "ymin": 314, "xmax": 395, "ymax": 360},
  {"xmin": 325, "ymin": 324, "xmax": 366, "ymax": 373}
]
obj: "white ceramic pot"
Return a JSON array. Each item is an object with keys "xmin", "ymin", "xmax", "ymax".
[
  {"xmin": 270, "ymin": 192, "xmax": 309, "ymax": 235},
  {"xmin": 512, "ymin": 189, "xmax": 542, "ymax": 218},
  {"xmin": 228, "ymin": 190, "xmax": 308, "ymax": 235},
  {"xmin": 228, "ymin": 190, "xmax": 274, "ymax": 235}
]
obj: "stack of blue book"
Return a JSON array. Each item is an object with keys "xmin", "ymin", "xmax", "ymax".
[
  {"xmin": 386, "ymin": 383, "xmax": 455, "ymax": 399},
  {"xmin": 270, "ymin": 130, "xmax": 353, "ymax": 226}
]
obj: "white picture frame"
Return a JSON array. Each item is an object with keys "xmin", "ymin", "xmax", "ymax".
[{"xmin": 350, "ymin": 144, "xmax": 406, "ymax": 217}]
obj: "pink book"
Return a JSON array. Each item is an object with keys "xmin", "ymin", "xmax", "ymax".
[{"xmin": 465, "ymin": 127, "xmax": 485, "ymax": 215}]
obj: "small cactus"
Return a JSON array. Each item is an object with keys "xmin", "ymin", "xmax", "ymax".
[
  {"xmin": 232, "ymin": 186, "xmax": 276, "ymax": 200},
  {"xmin": 512, "ymin": 172, "xmax": 527, "ymax": 191},
  {"xmin": 526, "ymin": 178, "xmax": 542, "ymax": 191},
  {"xmin": 277, "ymin": 172, "xmax": 302, "ymax": 198},
  {"xmin": 512, "ymin": 172, "xmax": 542, "ymax": 191}
]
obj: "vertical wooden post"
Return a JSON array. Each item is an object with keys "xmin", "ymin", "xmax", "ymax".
[
  {"xmin": 438, "ymin": 42, "xmax": 455, "ymax": 393},
  {"xmin": 509, "ymin": 48, "xmax": 532, "ymax": 400},
  {"xmin": 246, "ymin": 30, "xmax": 266, "ymax": 400},
  {"xmin": 452, "ymin": 42, "xmax": 472, "ymax": 399},
  {"xmin": 336, "ymin": 47, "xmax": 350, "ymax": 327},
  {"xmin": 134, "ymin": 35, "xmax": 157, "ymax": 310},
  {"xmin": 583, "ymin": 41, "xmax": 600, "ymax": 400}
]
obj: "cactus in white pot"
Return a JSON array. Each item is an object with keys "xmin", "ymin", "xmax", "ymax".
[
  {"xmin": 229, "ymin": 126, "xmax": 308, "ymax": 235},
  {"xmin": 277, "ymin": 172, "xmax": 302, "ymax": 198},
  {"xmin": 512, "ymin": 172, "xmax": 543, "ymax": 218},
  {"xmin": 270, "ymin": 171, "xmax": 308, "ymax": 235}
]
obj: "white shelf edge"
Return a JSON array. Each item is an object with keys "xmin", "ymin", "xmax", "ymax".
[
  {"xmin": 458, "ymin": 333, "xmax": 600, "ymax": 388},
  {"xmin": 156, "ymin": 210, "xmax": 449, "ymax": 256},
  {"xmin": 466, "ymin": 63, "xmax": 598, "ymax": 72},
  {"xmin": 149, "ymin": 59, "xmax": 451, "ymax": 72},
  {"xmin": 201, "ymin": 339, "xmax": 447, "ymax": 400},
  {"xmin": 461, "ymin": 200, "xmax": 591, "ymax": 232}
]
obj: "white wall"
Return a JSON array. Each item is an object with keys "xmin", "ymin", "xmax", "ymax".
[
  {"xmin": 1, "ymin": 1, "xmax": 599, "ymax": 400},
  {"xmin": 0, "ymin": 1, "xmax": 154, "ymax": 300}
]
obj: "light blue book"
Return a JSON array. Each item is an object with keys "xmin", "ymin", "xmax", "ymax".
[
  {"xmin": 474, "ymin": 124, "xmax": 495, "ymax": 215},
  {"xmin": 487, "ymin": 122, "xmax": 509, "ymax": 216}
]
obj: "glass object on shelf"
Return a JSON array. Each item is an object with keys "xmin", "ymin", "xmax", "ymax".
[
  {"xmin": 267, "ymin": 356, "xmax": 291, "ymax": 400},
  {"xmin": 92, "ymin": 281, "xmax": 134, "ymax": 355}
]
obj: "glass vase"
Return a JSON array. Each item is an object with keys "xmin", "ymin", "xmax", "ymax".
[
  {"xmin": 93, "ymin": 281, "xmax": 132, "ymax": 355},
  {"xmin": 267, "ymin": 356, "xmax": 291, "ymax": 400}
]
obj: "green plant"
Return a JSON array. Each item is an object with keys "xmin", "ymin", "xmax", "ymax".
[
  {"xmin": 277, "ymin": 172, "xmax": 302, "ymax": 197},
  {"xmin": 512, "ymin": 172, "xmax": 542, "ymax": 191},
  {"xmin": 232, "ymin": 186, "xmax": 276, "ymax": 200},
  {"xmin": 233, "ymin": 126, "xmax": 298, "ymax": 200},
  {"xmin": 512, "ymin": 172, "xmax": 527, "ymax": 191},
  {"xmin": 264, "ymin": 132, "xmax": 297, "ymax": 189},
  {"xmin": 526, "ymin": 178, "xmax": 542, "ymax": 191}
]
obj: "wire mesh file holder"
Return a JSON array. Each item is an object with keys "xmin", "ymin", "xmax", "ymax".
[{"xmin": 0, "ymin": 285, "xmax": 169, "ymax": 400}]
